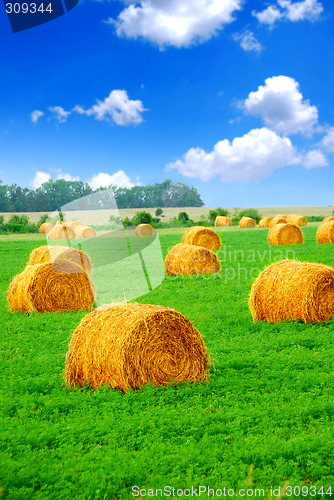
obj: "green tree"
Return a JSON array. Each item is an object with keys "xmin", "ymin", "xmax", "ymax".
[
  {"xmin": 237, "ymin": 208, "xmax": 262, "ymax": 223},
  {"xmin": 208, "ymin": 208, "xmax": 229, "ymax": 222},
  {"xmin": 178, "ymin": 211, "xmax": 190, "ymax": 222},
  {"xmin": 132, "ymin": 211, "xmax": 153, "ymax": 225}
]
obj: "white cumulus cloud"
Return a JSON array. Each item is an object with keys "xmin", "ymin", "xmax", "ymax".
[
  {"xmin": 31, "ymin": 110, "xmax": 44, "ymax": 124},
  {"xmin": 109, "ymin": 0, "xmax": 242, "ymax": 48},
  {"xmin": 73, "ymin": 90, "xmax": 146, "ymax": 126},
  {"xmin": 31, "ymin": 171, "xmax": 51, "ymax": 189},
  {"xmin": 233, "ymin": 30, "xmax": 263, "ymax": 52},
  {"xmin": 253, "ymin": 0, "xmax": 323, "ymax": 26},
  {"xmin": 57, "ymin": 173, "xmax": 81, "ymax": 182},
  {"xmin": 88, "ymin": 170, "xmax": 141, "ymax": 190},
  {"xmin": 244, "ymin": 75, "xmax": 318, "ymax": 136},
  {"xmin": 321, "ymin": 127, "xmax": 334, "ymax": 153},
  {"xmin": 167, "ymin": 127, "xmax": 300, "ymax": 183},
  {"xmin": 303, "ymin": 149, "xmax": 328, "ymax": 168},
  {"xmin": 49, "ymin": 106, "xmax": 71, "ymax": 123}
]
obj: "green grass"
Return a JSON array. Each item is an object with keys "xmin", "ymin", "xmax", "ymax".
[{"xmin": 0, "ymin": 227, "xmax": 334, "ymax": 499}]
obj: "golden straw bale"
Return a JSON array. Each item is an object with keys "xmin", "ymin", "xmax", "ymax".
[
  {"xmin": 28, "ymin": 245, "xmax": 92, "ymax": 274},
  {"xmin": 269, "ymin": 217, "xmax": 287, "ymax": 228},
  {"xmin": 182, "ymin": 226, "xmax": 221, "ymax": 250},
  {"xmin": 275, "ymin": 214, "xmax": 288, "ymax": 220},
  {"xmin": 68, "ymin": 221, "xmax": 83, "ymax": 231},
  {"xmin": 215, "ymin": 216, "xmax": 232, "ymax": 227},
  {"xmin": 39, "ymin": 223, "xmax": 53, "ymax": 234},
  {"xmin": 165, "ymin": 243, "xmax": 221, "ymax": 276},
  {"xmin": 249, "ymin": 259, "xmax": 334, "ymax": 324},
  {"xmin": 316, "ymin": 221, "xmax": 334, "ymax": 244},
  {"xmin": 135, "ymin": 224, "xmax": 154, "ymax": 236},
  {"xmin": 286, "ymin": 214, "xmax": 307, "ymax": 226},
  {"xmin": 8, "ymin": 260, "xmax": 95, "ymax": 313},
  {"xmin": 259, "ymin": 217, "xmax": 273, "ymax": 228},
  {"xmin": 322, "ymin": 216, "xmax": 334, "ymax": 224},
  {"xmin": 239, "ymin": 217, "xmax": 256, "ymax": 228},
  {"xmin": 268, "ymin": 223, "xmax": 303, "ymax": 245},
  {"xmin": 48, "ymin": 223, "xmax": 76, "ymax": 240},
  {"xmin": 75, "ymin": 225, "xmax": 97, "ymax": 238},
  {"xmin": 64, "ymin": 302, "xmax": 209, "ymax": 391}
]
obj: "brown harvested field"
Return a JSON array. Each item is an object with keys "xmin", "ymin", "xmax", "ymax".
[{"xmin": 0, "ymin": 205, "xmax": 333, "ymax": 224}]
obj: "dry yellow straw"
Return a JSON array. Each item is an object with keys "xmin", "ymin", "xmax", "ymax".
[
  {"xmin": 239, "ymin": 217, "xmax": 256, "ymax": 228},
  {"xmin": 75, "ymin": 225, "xmax": 97, "ymax": 238},
  {"xmin": 215, "ymin": 216, "xmax": 232, "ymax": 227},
  {"xmin": 8, "ymin": 260, "xmax": 94, "ymax": 313},
  {"xmin": 135, "ymin": 224, "xmax": 154, "ymax": 236},
  {"xmin": 268, "ymin": 223, "xmax": 303, "ymax": 245},
  {"xmin": 64, "ymin": 302, "xmax": 210, "ymax": 392},
  {"xmin": 28, "ymin": 245, "xmax": 92, "ymax": 274},
  {"xmin": 39, "ymin": 223, "xmax": 53, "ymax": 234},
  {"xmin": 182, "ymin": 226, "xmax": 221, "ymax": 250},
  {"xmin": 48, "ymin": 223, "xmax": 76, "ymax": 240},
  {"xmin": 249, "ymin": 259, "xmax": 334, "ymax": 324},
  {"xmin": 259, "ymin": 217, "xmax": 273, "ymax": 228},
  {"xmin": 317, "ymin": 221, "xmax": 334, "ymax": 244},
  {"xmin": 165, "ymin": 243, "xmax": 221, "ymax": 276}
]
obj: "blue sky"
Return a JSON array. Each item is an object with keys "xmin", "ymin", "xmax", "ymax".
[{"xmin": 1, "ymin": 0, "xmax": 334, "ymax": 207}]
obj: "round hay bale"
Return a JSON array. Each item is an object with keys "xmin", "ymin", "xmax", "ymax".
[
  {"xmin": 39, "ymin": 222, "xmax": 53, "ymax": 234},
  {"xmin": 68, "ymin": 221, "xmax": 84, "ymax": 231},
  {"xmin": 28, "ymin": 245, "xmax": 92, "ymax": 274},
  {"xmin": 239, "ymin": 217, "xmax": 256, "ymax": 228},
  {"xmin": 165, "ymin": 243, "xmax": 221, "ymax": 276},
  {"xmin": 269, "ymin": 217, "xmax": 287, "ymax": 228},
  {"xmin": 316, "ymin": 221, "xmax": 334, "ymax": 244},
  {"xmin": 64, "ymin": 302, "xmax": 210, "ymax": 391},
  {"xmin": 48, "ymin": 223, "xmax": 76, "ymax": 240},
  {"xmin": 249, "ymin": 259, "xmax": 334, "ymax": 324},
  {"xmin": 135, "ymin": 224, "xmax": 154, "ymax": 236},
  {"xmin": 182, "ymin": 226, "xmax": 221, "ymax": 250},
  {"xmin": 215, "ymin": 216, "xmax": 232, "ymax": 227},
  {"xmin": 75, "ymin": 225, "xmax": 96, "ymax": 239},
  {"xmin": 322, "ymin": 216, "xmax": 334, "ymax": 224},
  {"xmin": 275, "ymin": 214, "xmax": 288, "ymax": 220},
  {"xmin": 8, "ymin": 260, "xmax": 95, "ymax": 313},
  {"xmin": 286, "ymin": 214, "xmax": 307, "ymax": 226},
  {"xmin": 268, "ymin": 223, "xmax": 303, "ymax": 245},
  {"xmin": 259, "ymin": 217, "xmax": 273, "ymax": 228}
]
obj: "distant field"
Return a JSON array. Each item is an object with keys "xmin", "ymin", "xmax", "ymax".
[
  {"xmin": 1, "ymin": 226, "xmax": 333, "ymax": 498},
  {"xmin": 0, "ymin": 205, "xmax": 333, "ymax": 223}
]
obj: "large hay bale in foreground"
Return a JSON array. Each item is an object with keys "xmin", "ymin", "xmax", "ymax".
[
  {"xmin": 322, "ymin": 216, "xmax": 334, "ymax": 224},
  {"xmin": 8, "ymin": 260, "xmax": 94, "ymax": 313},
  {"xmin": 249, "ymin": 259, "xmax": 334, "ymax": 324},
  {"xmin": 48, "ymin": 223, "xmax": 76, "ymax": 240},
  {"xmin": 259, "ymin": 217, "xmax": 273, "ymax": 228},
  {"xmin": 269, "ymin": 217, "xmax": 287, "ymax": 228},
  {"xmin": 135, "ymin": 224, "xmax": 154, "ymax": 236},
  {"xmin": 64, "ymin": 303, "xmax": 209, "ymax": 391},
  {"xmin": 75, "ymin": 225, "xmax": 96, "ymax": 239},
  {"xmin": 39, "ymin": 223, "xmax": 53, "ymax": 234},
  {"xmin": 215, "ymin": 216, "xmax": 232, "ymax": 227},
  {"xmin": 165, "ymin": 243, "xmax": 221, "ymax": 276},
  {"xmin": 182, "ymin": 226, "xmax": 221, "ymax": 250},
  {"xmin": 268, "ymin": 223, "xmax": 303, "ymax": 245},
  {"xmin": 317, "ymin": 221, "xmax": 334, "ymax": 244},
  {"xmin": 29, "ymin": 245, "xmax": 92, "ymax": 274},
  {"xmin": 239, "ymin": 217, "xmax": 256, "ymax": 228},
  {"xmin": 286, "ymin": 214, "xmax": 307, "ymax": 226}
]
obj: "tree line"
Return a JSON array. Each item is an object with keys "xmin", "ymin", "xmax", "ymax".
[{"xmin": 0, "ymin": 179, "xmax": 204, "ymax": 212}]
